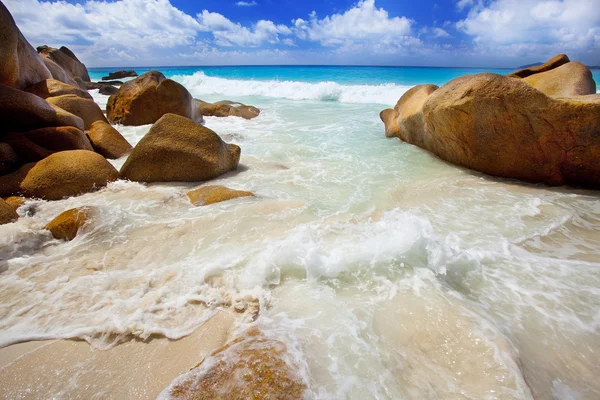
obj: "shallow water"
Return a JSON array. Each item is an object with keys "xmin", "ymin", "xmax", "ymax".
[{"xmin": 2, "ymin": 70, "xmax": 600, "ymax": 399}]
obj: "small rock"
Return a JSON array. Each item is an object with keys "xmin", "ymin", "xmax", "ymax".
[
  {"xmin": 101, "ymin": 70, "xmax": 138, "ymax": 80},
  {"xmin": 45, "ymin": 206, "xmax": 97, "ymax": 241},
  {"xmin": 187, "ymin": 185, "xmax": 254, "ymax": 206},
  {"xmin": 195, "ymin": 99, "xmax": 260, "ymax": 120}
]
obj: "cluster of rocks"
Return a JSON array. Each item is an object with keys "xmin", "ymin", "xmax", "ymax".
[
  {"xmin": 0, "ymin": 2, "xmax": 259, "ymax": 232},
  {"xmin": 381, "ymin": 54, "xmax": 600, "ymax": 188}
]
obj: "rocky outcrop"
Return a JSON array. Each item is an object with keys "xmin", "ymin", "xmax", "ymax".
[
  {"xmin": 120, "ymin": 114, "xmax": 240, "ymax": 182},
  {"xmin": 381, "ymin": 72, "xmax": 600, "ymax": 188},
  {"xmin": 37, "ymin": 45, "xmax": 90, "ymax": 83},
  {"xmin": 0, "ymin": 143, "xmax": 18, "ymax": 174},
  {"xmin": 45, "ymin": 206, "xmax": 97, "ymax": 241},
  {"xmin": 40, "ymin": 57, "xmax": 81, "ymax": 88},
  {"xmin": 0, "ymin": 84, "xmax": 84, "ymax": 133},
  {"xmin": 20, "ymin": 150, "xmax": 120, "ymax": 200},
  {"xmin": 3, "ymin": 126, "xmax": 93, "ymax": 163},
  {"xmin": 0, "ymin": 163, "xmax": 35, "ymax": 197},
  {"xmin": 195, "ymin": 99, "xmax": 260, "ymax": 120},
  {"xmin": 0, "ymin": 2, "xmax": 52, "ymax": 90},
  {"xmin": 106, "ymin": 71, "xmax": 200, "ymax": 126},
  {"xmin": 161, "ymin": 329, "xmax": 307, "ymax": 400},
  {"xmin": 46, "ymin": 94, "xmax": 107, "ymax": 130},
  {"xmin": 87, "ymin": 121, "xmax": 132, "ymax": 159},
  {"xmin": 25, "ymin": 79, "xmax": 93, "ymax": 100},
  {"xmin": 102, "ymin": 70, "xmax": 137, "ymax": 80},
  {"xmin": 187, "ymin": 185, "xmax": 254, "ymax": 206},
  {"xmin": 523, "ymin": 62, "xmax": 596, "ymax": 97},
  {"xmin": 0, "ymin": 198, "xmax": 18, "ymax": 225},
  {"xmin": 508, "ymin": 54, "xmax": 570, "ymax": 79}
]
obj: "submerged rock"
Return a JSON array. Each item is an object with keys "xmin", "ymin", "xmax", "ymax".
[
  {"xmin": 381, "ymin": 56, "xmax": 600, "ymax": 188},
  {"xmin": 187, "ymin": 185, "xmax": 254, "ymax": 206},
  {"xmin": 25, "ymin": 78, "xmax": 93, "ymax": 100},
  {"xmin": 45, "ymin": 206, "xmax": 97, "ymax": 241},
  {"xmin": 0, "ymin": 2, "xmax": 52, "ymax": 90},
  {"xmin": 86, "ymin": 121, "xmax": 132, "ymax": 159},
  {"xmin": 161, "ymin": 329, "xmax": 307, "ymax": 400},
  {"xmin": 20, "ymin": 150, "xmax": 120, "ymax": 200},
  {"xmin": 0, "ymin": 198, "xmax": 19, "ymax": 225},
  {"xmin": 102, "ymin": 70, "xmax": 137, "ymax": 80},
  {"xmin": 120, "ymin": 114, "xmax": 240, "ymax": 183},
  {"xmin": 508, "ymin": 54, "xmax": 570, "ymax": 79},
  {"xmin": 46, "ymin": 94, "xmax": 107, "ymax": 130},
  {"xmin": 195, "ymin": 99, "xmax": 260, "ymax": 120},
  {"xmin": 106, "ymin": 71, "xmax": 200, "ymax": 126}
]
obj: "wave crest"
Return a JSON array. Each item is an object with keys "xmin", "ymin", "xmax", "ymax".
[{"xmin": 172, "ymin": 72, "xmax": 410, "ymax": 105}]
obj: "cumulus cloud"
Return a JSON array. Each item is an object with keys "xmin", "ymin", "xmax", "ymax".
[
  {"xmin": 293, "ymin": 0, "xmax": 413, "ymax": 46},
  {"xmin": 235, "ymin": 1, "xmax": 257, "ymax": 6},
  {"xmin": 5, "ymin": 0, "xmax": 200, "ymax": 50},
  {"xmin": 197, "ymin": 10, "xmax": 292, "ymax": 47},
  {"xmin": 457, "ymin": 0, "xmax": 600, "ymax": 54}
]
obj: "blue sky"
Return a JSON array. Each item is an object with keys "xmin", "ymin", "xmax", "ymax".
[{"xmin": 5, "ymin": 0, "xmax": 600, "ymax": 67}]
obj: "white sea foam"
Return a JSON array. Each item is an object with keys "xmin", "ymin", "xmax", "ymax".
[{"xmin": 172, "ymin": 72, "xmax": 409, "ymax": 105}]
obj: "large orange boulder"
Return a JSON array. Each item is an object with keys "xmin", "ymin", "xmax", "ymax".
[
  {"xmin": 20, "ymin": 150, "xmax": 120, "ymax": 200},
  {"xmin": 195, "ymin": 99, "xmax": 260, "ymax": 120},
  {"xmin": 161, "ymin": 329, "xmax": 307, "ymax": 400},
  {"xmin": 37, "ymin": 45, "xmax": 90, "ymax": 83},
  {"xmin": 120, "ymin": 114, "xmax": 240, "ymax": 182},
  {"xmin": 0, "ymin": 198, "xmax": 18, "ymax": 225},
  {"xmin": 381, "ymin": 73, "xmax": 600, "ymax": 188},
  {"xmin": 0, "ymin": 2, "xmax": 52, "ymax": 89},
  {"xmin": 86, "ymin": 121, "xmax": 132, "ymax": 159},
  {"xmin": 106, "ymin": 71, "xmax": 200, "ymax": 126},
  {"xmin": 507, "ymin": 54, "xmax": 570, "ymax": 79},
  {"xmin": 46, "ymin": 94, "xmax": 107, "ymax": 130},
  {"xmin": 45, "ymin": 206, "xmax": 98, "ymax": 241},
  {"xmin": 0, "ymin": 84, "xmax": 84, "ymax": 133},
  {"xmin": 25, "ymin": 79, "xmax": 93, "ymax": 100}
]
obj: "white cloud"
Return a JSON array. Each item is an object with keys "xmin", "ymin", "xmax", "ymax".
[
  {"xmin": 433, "ymin": 27, "xmax": 450, "ymax": 38},
  {"xmin": 197, "ymin": 10, "xmax": 292, "ymax": 47},
  {"xmin": 293, "ymin": 0, "xmax": 413, "ymax": 46},
  {"xmin": 235, "ymin": 1, "xmax": 257, "ymax": 6},
  {"xmin": 457, "ymin": 0, "xmax": 600, "ymax": 53},
  {"xmin": 456, "ymin": 0, "xmax": 474, "ymax": 11},
  {"xmin": 5, "ymin": 0, "xmax": 200, "ymax": 50}
]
